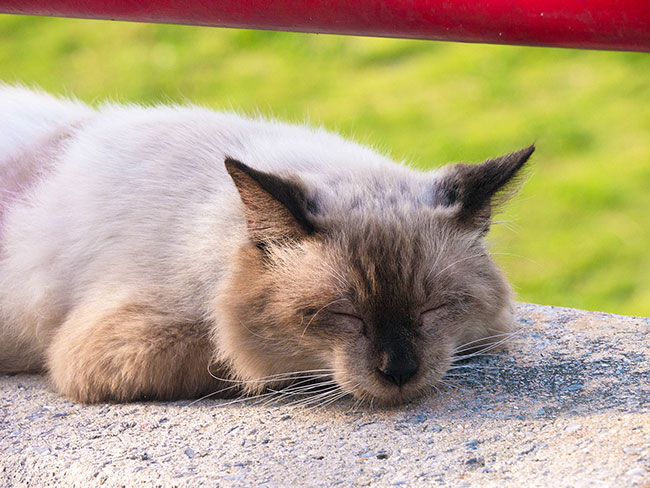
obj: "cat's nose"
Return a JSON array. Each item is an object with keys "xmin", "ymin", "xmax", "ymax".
[{"xmin": 377, "ymin": 363, "xmax": 418, "ymax": 387}]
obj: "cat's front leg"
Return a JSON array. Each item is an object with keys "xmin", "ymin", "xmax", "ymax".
[{"xmin": 46, "ymin": 304, "xmax": 227, "ymax": 403}]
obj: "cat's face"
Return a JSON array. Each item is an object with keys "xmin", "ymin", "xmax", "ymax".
[{"xmin": 215, "ymin": 147, "xmax": 532, "ymax": 405}]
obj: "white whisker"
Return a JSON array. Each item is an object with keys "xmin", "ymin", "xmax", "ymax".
[
  {"xmin": 313, "ymin": 389, "xmax": 351, "ymax": 409},
  {"xmin": 286, "ymin": 379, "xmax": 355, "ymax": 409},
  {"xmin": 453, "ymin": 333, "xmax": 519, "ymax": 361},
  {"xmin": 428, "ymin": 252, "xmax": 486, "ymax": 282},
  {"xmin": 237, "ymin": 319, "xmax": 270, "ymax": 340},
  {"xmin": 301, "ymin": 298, "xmax": 347, "ymax": 337},
  {"xmin": 186, "ymin": 384, "xmax": 241, "ymax": 407},
  {"xmin": 436, "ymin": 379, "xmax": 459, "ymax": 390},
  {"xmin": 489, "ymin": 251, "xmax": 536, "ymax": 264},
  {"xmin": 207, "ymin": 368, "xmax": 338, "ymax": 385},
  {"xmin": 454, "ymin": 331, "xmax": 521, "ymax": 354},
  {"xmin": 287, "ymin": 385, "xmax": 342, "ymax": 408}
]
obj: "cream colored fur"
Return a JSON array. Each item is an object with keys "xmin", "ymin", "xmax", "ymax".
[{"xmin": 0, "ymin": 85, "xmax": 530, "ymax": 404}]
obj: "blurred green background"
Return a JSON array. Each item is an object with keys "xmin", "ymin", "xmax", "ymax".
[{"xmin": 1, "ymin": 15, "xmax": 649, "ymax": 316}]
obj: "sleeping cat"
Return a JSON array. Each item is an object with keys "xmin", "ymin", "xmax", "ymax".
[{"xmin": 0, "ymin": 85, "xmax": 533, "ymax": 405}]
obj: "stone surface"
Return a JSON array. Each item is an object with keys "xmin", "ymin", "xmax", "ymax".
[{"xmin": 1, "ymin": 303, "xmax": 649, "ymax": 487}]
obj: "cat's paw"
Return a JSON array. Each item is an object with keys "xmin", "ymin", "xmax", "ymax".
[{"xmin": 46, "ymin": 303, "xmax": 221, "ymax": 403}]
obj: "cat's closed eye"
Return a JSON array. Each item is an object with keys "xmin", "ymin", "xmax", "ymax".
[
  {"xmin": 420, "ymin": 303, "xmax": 450, "ymax": 322},
  {"xmin": 331, "ymin": 311, "xmax": 367, "ymax": 335}
]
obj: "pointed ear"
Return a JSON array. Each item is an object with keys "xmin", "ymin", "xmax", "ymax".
[
  {"xmin": 224, "ymin": 157, "xmax": 317, "ymax": 247},
  {"xmin": 433, "ymin": 145, "xmax": 535, "ymax": 232}
]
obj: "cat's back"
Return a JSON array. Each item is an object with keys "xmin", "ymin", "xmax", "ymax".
[
  {"xmin": 71, "ymin": 101, "xmax": 394, "ymax": 183},
  {"xmin": 0, "ymin": 92, "xmax": 400, "ymax": 332},
  {"xmin": 41, "ymin": 101, "xmax": 400, "ymax": 275},
  {"xmin": 1, "ymin": 90, "xmax": 403, "ymax": 276},
  {"xmin": 0, "ymin": 85, "xmax": 93, "ymax": 161},
  {"xmin": 30, "ymin": 103, "xmax": 371, "ymax": 239},
  {"xmin": 1, "ymin": 86, "xmax": 397, "ymax": 204}
]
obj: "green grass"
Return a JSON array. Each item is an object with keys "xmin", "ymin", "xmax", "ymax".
[{"xmin": 1, "ymin": 15, "xmax": 649, "ymax": 316}]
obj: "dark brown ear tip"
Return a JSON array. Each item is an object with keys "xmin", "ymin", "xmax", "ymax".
[
  {"xmin": 224, "ymin": 156, "xmax": 245, "ymax": 173},
  {"xmin": 225, "ymin": 157, "xmax": 258, "ymax": 182},
  {"xmin": 520, "ymin": 144, "xmax": 536, "ymax": 159},
  {"xmin": 503, "ymin": 144, "xmax": 535, "ymax": 170}
]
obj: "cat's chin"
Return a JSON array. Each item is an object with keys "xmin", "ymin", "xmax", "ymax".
[
  {"xmin": 343, "ymin": 383, "xmax": 426, "ymax": 407},
  {"xmin": 331, "ymin": 370, "xmax": 435, "ymax": 407}
]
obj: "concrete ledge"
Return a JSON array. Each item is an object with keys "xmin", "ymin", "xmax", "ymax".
[{"xmin": 1, "ymin": 303, "xmax": 649, "ymax": 487}]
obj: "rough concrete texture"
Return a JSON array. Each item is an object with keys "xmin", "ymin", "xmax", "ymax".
[{"xmin": 1, "ymin": 303, "xmax": 649, "ymax": 487}]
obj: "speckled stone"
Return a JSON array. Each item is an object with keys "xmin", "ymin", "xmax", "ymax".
[{"xmin": 1, "ymin": 303, "xmax": 649, "ymax": 487}]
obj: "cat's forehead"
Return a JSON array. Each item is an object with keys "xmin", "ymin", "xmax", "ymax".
[
  {"xmin": 320, "ymin": 209, "xmax": 476, "ymax": 306},
  {"xmin": 318, "ymin": 176, "xmax": 466, "ymax": 243},
  {"xmin": 301, "ymin": 167, "xmax": 485, "ymax": 305},
  {"xmin": 310, "ymin": 166, "xmax": 439, "ymax": 211}
]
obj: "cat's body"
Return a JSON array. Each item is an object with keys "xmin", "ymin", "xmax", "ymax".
[{"xmin": 0, "ymin": 86, "xmax": 533, "ymax": 405}]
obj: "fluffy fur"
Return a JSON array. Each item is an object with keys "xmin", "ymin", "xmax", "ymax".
[{"xmin": 0, "ymin": 85, "xmax": 533, "ymax": 404}]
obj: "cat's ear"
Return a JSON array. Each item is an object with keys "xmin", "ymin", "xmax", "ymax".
[
  {"xmin": 224, "ymin": 157, "xmax": 317, "ymax": 247},
  {"xmin": 433, "ymin": 145, "xmax": 534, "ymax": 232}
]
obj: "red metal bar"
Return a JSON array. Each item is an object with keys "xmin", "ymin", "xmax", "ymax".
[{"xmin": 1, "ymin": 0, "xmax": 649, "ymax": 52}]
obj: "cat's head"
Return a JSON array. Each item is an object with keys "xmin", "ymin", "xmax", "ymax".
[{"xmin": 214, "ymin": 146, "xmax": 533, "ymax": 405}]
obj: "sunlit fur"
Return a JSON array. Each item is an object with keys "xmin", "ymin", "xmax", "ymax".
[
  {"xmin": 215, "ymin": 202, "xmax": 514, "ymax": 406},
  {"xmin": 0, "ymin": 85, "xmax": 530, "ymax": 404}
]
